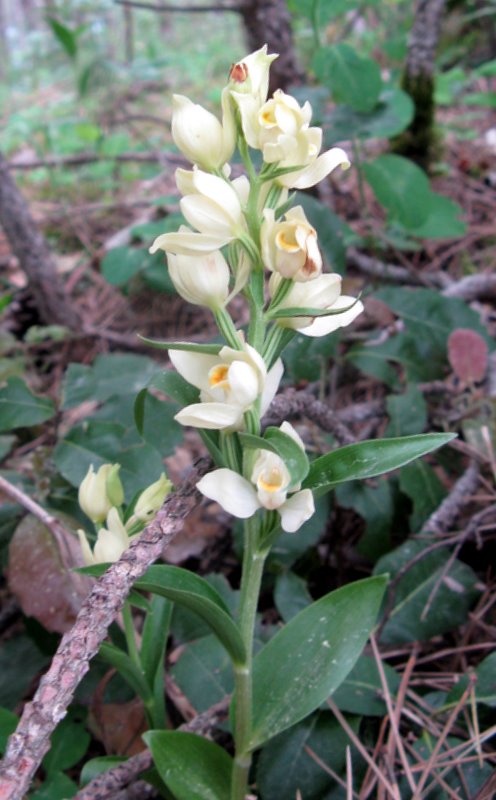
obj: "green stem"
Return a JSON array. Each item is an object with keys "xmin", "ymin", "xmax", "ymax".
[
  {"xmin": 231, "ymin": 515, "xmax": 267, "ymax": 800},
  {"xmin": 214, "ymin": 308, "xmax": 242, "ymax": 349},
  {"xmin": 122, "ymin": 600, "xmax": 141, "ymax": 669}
]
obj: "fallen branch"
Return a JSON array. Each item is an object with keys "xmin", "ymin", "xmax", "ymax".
[
  {"xmin": 113, "ymin": 0, "xmax": 243, "ymax": 11},
  {"xmin": 74, "ymin": 697, "xmax": 229, "ymax": 800},
  {"xmin": 262, "ymin": 389, "xmax": 356, "ymax": 445},
  {"xmin": 421, "ymin": 460, "xmax": 480, "ymax": 536},
  {"xmin": 0, "ymin": 458, "xmax": 209, "ymax": 800}
]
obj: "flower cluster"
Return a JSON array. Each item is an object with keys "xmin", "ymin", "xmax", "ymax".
[
  {"xmin": 77, "ymin": 464, "xmax": 171, "ymax": 565},
  {"xmin": 148, "ymin": 46, "xmax": 364, "ymax": 534}
]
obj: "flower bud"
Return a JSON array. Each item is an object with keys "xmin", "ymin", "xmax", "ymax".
[
  {"xmin": 78, "ymin": 508, "xmax": 130, "ymax": 566},
  {"xmin": 171, "ymin": 92, "xmax": 235, "ymax": 170},
  {"xmin": 134, "ymin": 474, "xmax": 172, "ymax": 522},
  {"xmin": 167, "ymin": 245, "xmax": 231, "ymax": 309},
  {"xmin": 78, "ymin": 464, "xmax": 122, "ymax": 523}
]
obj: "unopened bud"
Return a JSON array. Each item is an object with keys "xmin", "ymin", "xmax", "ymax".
[
  {"xmin": 78, "ymin": 464, "xmax": 121, "ymax": 523},
  {"xmin": 134, "ymin": 474, "xmax": 172, "ymax": 521}
]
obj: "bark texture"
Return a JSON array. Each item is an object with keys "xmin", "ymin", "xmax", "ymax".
[
  {"xmin": 393, "ymin": 0, "xmax": 447, "ymax": 169},
  {"xmin": 239, "ymin": 0, "xmax": 305, "ymax": 93},
  {"xmin": 0, "ymin": 151, "xmax": 81, "ymax": 330}
]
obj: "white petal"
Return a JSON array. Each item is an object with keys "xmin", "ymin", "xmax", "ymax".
[
  {"xmin": 150, "ymin": 230, "xmax": 229, "ymax": 255},
  {"xmin": 299, "ymin": 297, "xmax": 364, "ymax": 338},
  {"xmin": 227, "ymin": 361, "xmax": 260, "ymax": 407},
  {"xmin": 279, "ymin": 421, "xmax": 305, "ymax": 452},
  {"xmin": 181, "ymin": 195, "xmax": 233, "ymax": 238},
  {"xmin": 260, "ymin": 358, "xmax": 284, "ymax": 416},
  {"xmin": 169, "ymin": 350, "xmax": 219, "ymax": 392},
  {"xmin": 281, "ymin": 147, "xmax": 350, "ymax": 190},
  {"xmin": 192, "ymin": 170, "xmax": 243, "ymax": 225},
  {"xmin": 78, "ymin": 529, "xmax": 96, "ymax": 566},
  {"xmin": 279, "ymin": 490, "xmax": 315, "ymax": 532},
  {"xmin": 197, "ymin": 469, "xmax": 260, "ymax": 518},
  {"xmin": 175, "ymin": 402, "xmax": 243, "ymax": 429}
]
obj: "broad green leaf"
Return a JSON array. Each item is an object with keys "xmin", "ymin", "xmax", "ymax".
[
  {"xmin": 400, "ymin": 461, "xmax": 446, "ymax": 532},
  {"xmin": 385, "ymin": 384, "xmax": 427, "ymax": 437},
  {"xmin": 335, "ymin": 480, "xmax": 394, "ymax": 561},
  {"xmin": 303, "ymin": 433, "xmax": 455, "ymax": 497},
  {"xmin": 150, "ymin": 369, "xmax": 199, "ymax": 407},
  {"xmin": 132, "ymin": 389, "xmax": 183, "ymax": 455},
  {"xmin": 140, "ymin": 595, "xmax": 172, "ymax": 688},
  {"xmin": 408, "ymin": 192, "xmax": 467, "ymax": 239},
  {"xmin": 170, "ymin": 573, "xmax": 239, "ymax": 644},
  {"xmin": 0, "ymin": 636, "xmax": 49, "ymax": 710},
  {"xmin": 0, "ymin": 377, "xmax": 55, "ymax": 431},
  {"xmin": 0, "ymin": 435, "xmax": 16, "ymax": 461},
  {"xmin": 445, "ymin": 652, "xmax": 496, "ymax": 708},
  {"xmin": 145, "ymin": 731, "xmax": 232, "ymax": 800},
  {"xmin": 30, "ymin": 771, "xmax": 78, "ymax": 800},
  {"xmin": 264, "ymin": 427, "xmax": 310, "ymax": 486},
  {"xmin": 363, "ymin": 155, "xmax": 431, "ymax": 229},
  {"xmin": 274, "ymin": 572, "xmax": 312, "ymax": 622},
  {"xmin": 346, "ymin": 341, "xmax": 400, "ymax": 388},
  {"xmin": 135, "ymin": 565, "xmax": 246, "ymax": 664},
  {"xmin": 333, "ymin": 654, "xmax": 400, "ymax": 716},
  {"xmin": 62, "ymin": 353, "xmax": 158, "ymax": 409},
  {"xmin": 0, "ymin": 708, "xmax": 17, "ymax": 754},
  {"xmin": 80, "ymin": 756, "xmax": 127, "ymax": 786},
  {"xmin": 98, "ymin": 642, "xmax": 153, "ymax": 703},
  {"xmin": 170, "ymin": 635, "xmax": 233, "ymax": 712},
  {"xmin": 282, "ymin": 335, "xmax": 337, "ymax": 384},
  {"xmin": 42, "ymin": 711, "xmax": 90, "ymax": 775},
  {"xmin": 374, "ymin": 541, "xmax": 481, "ymax": 644},
  {"xmin": 323, "ymin": 88, "xmax": 414, "ymax": 144},
  {"xmin": 313, "ymin": 44, "xmax": 382, "ymax": 113},
  {"xmin": 101, "ymin": 247, "xmax": 153, "ymax": 286},
  {"xmin": 256, "ymin": 710, "xmax": 360, "ymax": 800},
  {"xmin": 249, "ymin": 575, "xmax": 387, "ymax": 749},
  {"xmin": 267, "ymin": 496, "xmax": 331, "ymax": 569}
]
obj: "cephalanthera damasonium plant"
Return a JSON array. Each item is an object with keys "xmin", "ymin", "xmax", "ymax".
[{"xmin": 78, "ymin": 46, "xmax": 454, "ymax": 800}]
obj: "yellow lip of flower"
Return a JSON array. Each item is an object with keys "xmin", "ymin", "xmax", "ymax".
[
  {"xmin": 208, "ymin": 364, "xmax": 230, "ymax": 390},
  {"xmin": 257, "ymin": 467, "xmax": 286, "ymax": 493},
  {"xmin": 275, "ymin": 229, "xmax": 300, "ymax": 253}
]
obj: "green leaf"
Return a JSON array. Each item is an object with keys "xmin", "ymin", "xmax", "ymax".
[
  {"xmin": 264, "ymin": 427, "xmax": 310, "ymax": 486},
  {"xmin": 140, "ymin": 595, "xmax": 172, "ymax": 688},
  {"xmin": 408, "ymin": 192, "xmax": 467, "ymax": 239},
  {"xmin": 296, "ymin": 193, "xmax": 354, "ymax": 275},
  {"xmin": 313, "ymin": 44, "xmax": 382, "ymax": 113},
  {"xmin": 374, "ymin": 541, "xmax": 481, "ymax": 644},
  {"xmin": 101, "ymin": 247, "xmax": 153, "ymax": 286},
  {"xmin": 46, "ymin": 17, "xmax": 78, "ymax": 59},
  {"xmin": 303, "ymin": 433, "xmax": 455, "ymax": 497},
  {"xmin": 267, "ymin": 496, "xmax": 331, "ymax": 569},
  {"xmin": 385, "ymin": 384, "xmax": 427, "ymax": 437},
  {"xmin": 135, "ymin": 565, "xmax": 246, "ymax": 664},
  {"xmin": 363, "ymin": 155, "xmax": 431, "ymax": 229},
  {"xmin": 282, "ymin": 335, "xmax": 337, "ymax": 384},
  {"xmin": 249, "ymin": 575, "xmax": 387, "ymax": 749},
  {"xmin": 150, "ymin": 369, "xmax": 200, "ymax": 407},
  {"xmin": 268, "ymin": 301, "xmax": 359, "ymax": 320},
  {"xmin": 445, "ymin": 652, "xmax": 496, "ymax": 708},
  {"xmin": 98, "ymin": 642, "xmax": 151, "ymax": 702},
  {"xmin": 170, "ymin": 635, "xmax": 234, "ymax": 712},
  {"xmin": 335, "ymin": 479, "xmax": 394, "ymax": 561},
  {"xmin": 346, "ymin": 341, "xmax": 400, "ymax": 388},
  {"xmin": 256, "ymin": 710, "xmax": 360, "ymax": 800},
  {"xmin": 0, "ymin": 708, "xmax": 17, "ymax": 754},
  {"xmin": 30, "ymin": 771, "xmax": 78, "ymax": 800},
  {"xmin": 274, "ymin": 572, "xmax": 312, "ymax": 622},
  {"xmin": 80, "ymin": 756, "xmax": 127, "ymax": 786},
  {"xmin": 0, "ymin": 636, "xmax": 49, "ymax": 710},
  {"xmin": 400, "ymin": 461, "xmax": 446, "ymax": 532},
  {"xmin": 132, "ymin": 389, "xmax": 183, "ymax": 455},
  {"xmin": 144, "ymin": 731, "xmax": 233, "ymax": 800},
  {"xmin": 0, "ymin": 435, "xmax": 16, "ymax": 461},
  {"xmin": 138, "ymin": 337, "xmax": 222, "ymax": 354},
  {"xmin": 62, "ymin": 353, "xmax": 158, "ymax": 409},
  {"xmin": 333, "ymin": 654, "xmax": 401, "ymax": 716},
  {"xmin": 42, "ymin": 711, "xmax": 90, "ymax": 775},
  {"xmin": 0, "ymin": 377, "xmax": 55, "ymax": 431},
  {"xmin": 323, "ymin": 88, "xmax": 414, "ymax": 144}
]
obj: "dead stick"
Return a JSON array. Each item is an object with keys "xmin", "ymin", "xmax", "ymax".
[{"xmin": 0, "ymin": 458, "xmax": 209, "ymax": 800}]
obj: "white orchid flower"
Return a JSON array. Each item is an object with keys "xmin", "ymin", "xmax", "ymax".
[
  {"xmin": 197, "ymin": 422, "xmax": 315, "ymax": 532},
  {"xmin": 261, "ymin": 205, "xmax": 322, "ymax": 281},
  {"xmin": 269, "ymin": 272, "xmax": 364, "ymax": 336},
  {"xmin": 229, "ymin": 45, "xmax": 278, "ymax": 148},
  {"xmin": 78, "ymin": 507, "xmax": 133, "ymax": 566},
  {"xmin": 169, "ymin": 343, "xmax": 283, "ymax": 430},
  {"xmin": 150, "ymin": 169, "xmax": 247, "ymax": 257},
  {"xmin": 167, "ymin": 246, "xmax": 231, "ymax": 309},
  {"xmin": 171, "ymin": 89, "xmax": 236, "ymax": 170}
]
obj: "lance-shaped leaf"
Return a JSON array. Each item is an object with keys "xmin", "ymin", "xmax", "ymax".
[
  {"xmin": 144, "ymin": 731, "xmax": 233, "ymax": 800},
  {"xmin": 267, "ymin": 300, "xmax": 358, "ymax": 320},
  {"xmin": 248, "ymin": 575, "xmax": 387, "ymax": 750},
  {"xmin": 135, "ymin": 565, "xmax": 245, "ymax": 665},
  {"xmin": 98, "ymin": 642, "xmax": 152, "ymax": 703},
  {"xmin": 303, "ymin": 433, "xmax": 456, "ymax": 497},
  {"xmin": 138, "ymin": 336, "xmax": 222, "ymax": 355}
]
